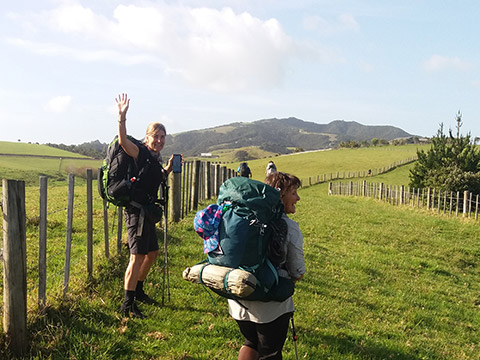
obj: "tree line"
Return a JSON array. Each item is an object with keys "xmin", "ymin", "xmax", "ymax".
[{"xmin": 46, "ymin": 140, "xmax": 108, "ymax": 159}]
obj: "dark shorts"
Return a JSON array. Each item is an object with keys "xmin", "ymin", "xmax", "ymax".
[
  {"xmin": 124, "ymin": 209, "xmax": 159, "ymax": 255},
  {"xmin": 235, "ymin": 312, "xmax": 292, "ymax": 360}
]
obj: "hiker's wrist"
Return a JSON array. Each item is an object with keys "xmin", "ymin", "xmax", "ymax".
[{"xmin": 118, "ymin": 115, "xmax": 126, "ymax": 123}]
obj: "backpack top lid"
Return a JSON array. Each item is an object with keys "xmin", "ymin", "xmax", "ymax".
[{"xmin": 217, "ymin": 177, "xmax": 283, "ymax": 224}]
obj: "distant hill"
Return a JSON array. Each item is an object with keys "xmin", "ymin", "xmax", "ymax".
[
  {"xmin": 36, "ymin": 118, "xmax": 414, "ymax": 159},
  {"xmin": 162, "ymin": 118, "xmax": 413, "ymax": 156}
]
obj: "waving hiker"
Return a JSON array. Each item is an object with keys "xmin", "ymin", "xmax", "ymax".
[{"xmin": 114, "ymin": 93, "xmax": 176, "ymax": 318}]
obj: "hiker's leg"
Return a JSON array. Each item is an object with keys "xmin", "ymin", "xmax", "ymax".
[
  {"xmin": 124, "ymin": 253, "xmax": 146, "ymax": 290},
  {"xmin": 236, "ymin": 321, "xmax": 260, "ymax": 360},
  {"xmin": 138, "ymin": 250, "xmax": 159, "ymax": 281},
  {"xmin": 238, "ymin": 345, "xmax": 259, "ymax": 360},
  {"xmin": 255, "ymin": 312, "xmax": 292, "ymax": 360}
]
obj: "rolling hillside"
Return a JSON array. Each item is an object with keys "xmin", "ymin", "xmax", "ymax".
[{"xmin": 163, "ymin": 118, "xmax": 414, "ymax": 157}]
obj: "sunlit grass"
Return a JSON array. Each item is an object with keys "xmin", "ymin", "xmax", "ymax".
[{"xmin": 3, "ymin": 145, "xmax": 480, "ymax": 359}]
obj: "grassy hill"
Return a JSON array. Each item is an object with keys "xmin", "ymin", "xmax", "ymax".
[
  {"xmin": 0, "ymin": 143, "xmax": 428, "ymax": 187},
  {"xmin": 0, "ymin": 141, "xmax": 90, "ymax": 158},
  {"xmin": 228, "ymin": 144, "xmax": 429, "ymax": 183},
  {"xmin": 3, "ymin": 157, "xmax": 480, "ymax": 359},
  {"xmin": 0, "ymin": 141, "xmax": 101, "ymax": 186},
  {"xmin": 163, "ymin": 118, "xmax": 415, "ymax": 157},
  {"xmin": 2, "ymin": 143, "xmax": 480, "ymax": 359}
]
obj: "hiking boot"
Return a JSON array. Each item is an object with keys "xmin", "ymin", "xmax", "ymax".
[
  {"xmin": 120, "ymin": 301, "xmax": 145, "ymax": 319},
  {"xmin": 135, "ymin": 291, "xmax": 158, "ymax": 305}
]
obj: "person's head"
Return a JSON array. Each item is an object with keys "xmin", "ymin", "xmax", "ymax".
[
  {"xmin": 266, "ymin": 161, "xmax": 277, "ymax": 175},
  {"xmin": 144, "ymin": 122, "xmax": 166, "ymax": 154},
  {"xmin": 265, "ymin": 172, "xmax": 301, "ymax": 214}
]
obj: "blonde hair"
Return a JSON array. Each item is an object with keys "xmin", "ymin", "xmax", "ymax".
[
  {"xmin": 265, "ymin": 172, "xmax": 301, "ymax": 197},
  {"xmin": 145, "ymin": 122, "xmax": 166, "ymax": 138}
]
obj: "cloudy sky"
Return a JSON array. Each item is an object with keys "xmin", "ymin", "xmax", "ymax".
[{"xmin": 2, "ymin": 0, "xmax": 479, "ymax": 144}]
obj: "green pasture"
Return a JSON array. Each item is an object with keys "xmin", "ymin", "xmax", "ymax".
[
  {"xmin": 3, "ymin": 144, "xmax": 480, "ymax": 359},
  {"xmin": 226, "ymin": 144, "xmax": 429, "ymax": 182},
  {"xmin": 0, "ymin": 141, "xmax": 88, "ymax": 158},
  {"xmin": 0, "ymin": 156, "xmax": 101, "ymax": 186},
  {"xmin": 0, "ymin": 143, "xmax": 428, "ymax": 188}
]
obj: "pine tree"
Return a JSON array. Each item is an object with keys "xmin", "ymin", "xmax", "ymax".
[{"xmin": 409, "ymin": 111, "xmax": 480, "ymax": 193}]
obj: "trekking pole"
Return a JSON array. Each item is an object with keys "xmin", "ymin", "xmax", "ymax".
[
  {"xmin": 291, "ymin": 314, "xmax": 299, "ymax": 360},
  {"xmin": 161, "ymin": 182, "xmax": 170, "ymax": 306}
]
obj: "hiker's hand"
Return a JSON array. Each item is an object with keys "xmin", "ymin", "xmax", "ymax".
[
  {"xmin": 164, "ymin": 154, "xmax": 174, "ymax": 174},
  {"xmin": 116, "ymin": 93, "xmax": 130, "ymax": 120}
]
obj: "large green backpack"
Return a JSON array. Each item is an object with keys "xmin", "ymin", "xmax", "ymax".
[
  {"xmin": 97, "ymin": 135, "xmax": 149, "ymax": 207},
  {"xmin": 203, "ymin": 177, "xmax": 294, "ymax": 301}
]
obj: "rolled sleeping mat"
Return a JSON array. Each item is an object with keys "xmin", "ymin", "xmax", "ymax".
[{"xmin": 183, "ymin": 263, "xmax": 257, "ymax": 298}]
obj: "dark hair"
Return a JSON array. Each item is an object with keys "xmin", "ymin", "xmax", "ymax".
[{"xmin": 265, "ymin": 172, "xmax": 301, "ymax": 197}]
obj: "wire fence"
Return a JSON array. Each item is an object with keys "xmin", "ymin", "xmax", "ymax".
[
  {"xmin": 299, "ymin": 157, "xmax": 417, "ymax": 188},
  {"xmin": 329, "ymin": 180, "xmax": 480, "ymax": 220}
]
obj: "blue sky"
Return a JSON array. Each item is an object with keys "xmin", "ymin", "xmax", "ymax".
[{"xmin": 1, "ymin": 0, "xmax": 479, "ymax": 144}]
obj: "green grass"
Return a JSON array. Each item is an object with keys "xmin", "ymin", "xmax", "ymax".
[
  {"xmin": 0, "ymin": 141, "xmax": 89, "ymax": 158},
  {"xmin": 0, "ymin": 141, "xmax": 100, "ymax": 186},
  {"xmin": 3, "ymin": 144, "xmax": 480, "ymax": 359},
  {"xmin": 224, "ymin": 144, "xmax": 429, "ymax": 182},
  {"xmin": 0, "ymin": 143, "xmax": 425, "ymax": 187}
]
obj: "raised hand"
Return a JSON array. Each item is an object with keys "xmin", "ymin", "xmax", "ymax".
[{"xmin": 116, "ymin": 93, "xmax": 130, "ymax": 120}]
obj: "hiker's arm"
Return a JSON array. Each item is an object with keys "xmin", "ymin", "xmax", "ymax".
[
  {"xmin": 116, "ymin": 93, "xmax": 139, "ymax": 159},
  {"xmin": 286, "ymin": 222, "xmax": 305, "ymax": 281}
]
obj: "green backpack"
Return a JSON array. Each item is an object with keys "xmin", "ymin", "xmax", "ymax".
[
  {"xmin": 97, "ymin": 135, "xmax": 150, "ymax": 208},
  {"xmin": 198, "ymin": 177, "xmax": 294, "ymax": 302}
]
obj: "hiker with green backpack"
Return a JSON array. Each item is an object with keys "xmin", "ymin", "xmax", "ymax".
[
  {"xmin": 115, "ymin": 93, "xmax": 176, "ymax": 318},
  {"xmin": 229, "ymin": 171, "xmax": 305, "ymax": 360}
]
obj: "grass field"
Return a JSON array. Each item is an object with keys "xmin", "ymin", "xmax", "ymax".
[
  {"xmin": 3, "ymin": 142, "xmax": 480, "ymax": 359},
  {"xmin": 0, "ymin": 142, "xmax": 427, "ymax": 187},
  {"xmin": 0, "ymin": 141, "xmax": 89, "ymax": 158},
  {"xmin": 0, "ymin": 141, "xmax": 101, "ymax": 186},
  {"xmin": 227, "ymin": 144, "xmax": 429, "ymax": 183}
]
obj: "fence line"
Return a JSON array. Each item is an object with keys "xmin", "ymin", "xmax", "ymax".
[
  {"xmin": 329, "ymin": 180, "xmax": 480, "ymax": 220},
  {"xmin": 1, "ymin": 160, "xmax": 237, "ymax": 351},
  {"xmin": 300, "ymin": 157, "xmax": 417, "ymax": 188},
  {"xmin": 2, "ymin": 156, "xmax": 419, "ymax": 352}
]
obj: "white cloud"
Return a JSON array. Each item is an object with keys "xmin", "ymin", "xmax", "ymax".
[
  {"xmin": 45, "ymin": 95, "xmax": 72, "ymax": 113},
  {"xmin": 423, "ymin": 55, "xmax": 471, "ymax": 72},
  {"xmin": 8, "ymin": 2, "xmax": 297, "ymax": 92}
]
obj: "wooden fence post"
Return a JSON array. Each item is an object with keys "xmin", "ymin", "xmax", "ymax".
[
  {"xmin": 463, "ymin": 190, "xmax": 469, "ymax": 217},
  {"xmin": 469, "ymin": 192, "xmax": 473, "ymax": 217},
  {"xmin": 427, "ymin": 188, "xmax": 431, "ymax": 210},
  {"xmin": 456, "ymin": 191, "xmax": 460, "ymax": 216},
  {"xmin": 169, "ymin": 171, "xmax": 182, "ymax": 223},
  {"xmin": 205, "ymin": 161, "xmax": 211, "ymax": 200},
  {"xmin": 86, "ymin": 169, "xmax": 93, "ymax": 277},
  {"xmin": 63, "ymin": 174, "xmax": 75, "ymax": 297},
  {"xmin": 450, "ymin": 192, "xmax": 453, "ymax": 214},
  {"xmin": 2, "ymin": 179, "xmax": 28, "ymax": 356},
  {"xmin": 222, "ymin": 166, "xmax": 228, "ymax": 185},
  {"xmin": 39, "ymin": 176, "xmax": 48, "ymax": 308},
  {"xmin": 215, "ymin": 164, "xmax": 221, "ymax": 197},
  {"xmin": 191, "ymin": 160, "xmax": 201, "ymax": 211}
]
